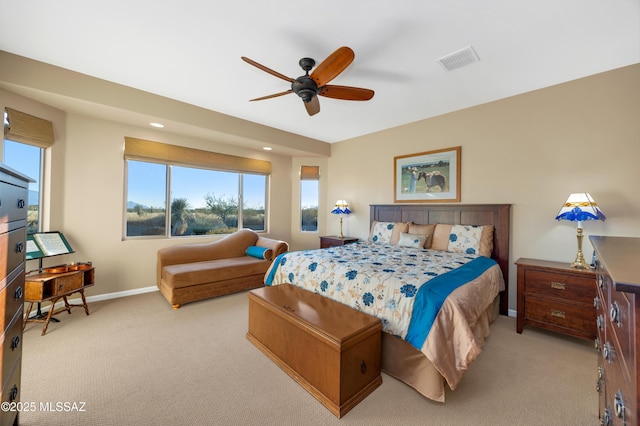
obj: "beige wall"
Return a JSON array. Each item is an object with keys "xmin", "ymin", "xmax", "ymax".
[{"xmin": 327, "ymin": 63, "xmax": 640, "ymax": 311}]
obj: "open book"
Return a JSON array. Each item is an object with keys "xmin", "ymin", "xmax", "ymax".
[{"xmin": 26, "ymin": 232, "xmax": 74, "ymax": 260}]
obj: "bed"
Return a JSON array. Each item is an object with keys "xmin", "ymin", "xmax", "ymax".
[{"xmin": 265, "ymin": 203, "xmax": 511, "ymax": 402}]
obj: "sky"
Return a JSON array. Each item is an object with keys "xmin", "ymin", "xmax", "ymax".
[{"xmin": 2, "ymin": 140, "xmax": 40, "ymax": 197}]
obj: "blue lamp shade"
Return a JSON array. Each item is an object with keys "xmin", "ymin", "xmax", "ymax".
[
  {"xmin": 555, "ymin": 193, "xmax": 606, "ymax": 224},
  {"xmin": 331, "ymin": 200, "xmax": 352, "ymax": 215}
]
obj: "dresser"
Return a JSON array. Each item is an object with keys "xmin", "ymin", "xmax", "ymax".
[
  {"xmin": 516, "ymin": 258, "xmax": 597, "ymax": 340},
  {"xmin": 591, "ymin": 236, "xmax": 640, "ymax": 426},
  {"xmin": 0, "ymin": 165, "xmax": 31, "ymax": 426}
]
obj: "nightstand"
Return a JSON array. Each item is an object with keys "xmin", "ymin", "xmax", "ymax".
[
  {"xmin": 516, "ymin": 258, "xmax": 597, "ymax": 340},
  {"xmin": 319, "ymin": 236, "xmax": 359, "ymax": 249}
]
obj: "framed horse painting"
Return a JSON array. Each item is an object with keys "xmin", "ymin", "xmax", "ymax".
[{"xmin": 394, "ymin": 146, "xmax": 461, "ymax": 203}]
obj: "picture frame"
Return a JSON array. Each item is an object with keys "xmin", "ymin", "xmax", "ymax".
[{"xmin": 394, "ymin": 146, "xmax": 461, "ymax": 203}]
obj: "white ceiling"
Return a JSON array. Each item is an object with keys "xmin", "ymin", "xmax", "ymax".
[{"xmin": 1, "ymin": 0, "xmax": 639, "ymax": 144}]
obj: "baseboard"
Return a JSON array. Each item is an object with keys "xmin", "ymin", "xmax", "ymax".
[
  {"xmin": 35, "ymin": 286, "xmax": 159, "ymax": 314},
  {"xmin": 507, "ymin": 308, "xmax": 516, "ymax": 318}
]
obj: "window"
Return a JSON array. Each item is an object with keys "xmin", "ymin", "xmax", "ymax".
[
  {"xmin": 124, "ymin": 138, "xmax": 270, "ymax": 238},
  {"xmin": 300, "ymin": 166, "xmax": 319, "ymax": 232},
  {"xmin": 3, "ymin": 108, "xmax": 53, "ymax": 234},
  {"xmin": 2, "ymin": 140, "xmax": 42, "ymax": 233},
  {"xmin": 126, "ymin": 161, "xmax": 167, "ymax": 236}
]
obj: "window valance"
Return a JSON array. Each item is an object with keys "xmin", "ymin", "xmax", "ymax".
[
  {"xmin": 300, "ymin": 165, "xmax": 320, "ymax": 180},
  {"xmin": 4, "ymin": 108, "xmax": 55, "ymax": 148},
  {"xmin": 124, "ymin": 137, "xmax": 271, "ymax": 174}
]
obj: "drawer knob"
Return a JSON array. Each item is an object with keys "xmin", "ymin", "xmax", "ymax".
[
  {"xmin": 17, "ymin": 198, "xmax": 26, "ymax": 209},
  {"xmin": 9, "ymin": 385, "xmax": 18, "ymax": 402},
  {"xmin": 15, "ymin": 241, "xmax": 24, "ymax": 253},
  {"xmin": 594, "ymin": 297, "xmax": 600, "ymax": 309},
  {"xmin": 360, "ymin": 360, "xmax": 367, "ymax": 374},
  {"xmin": 550, "ymin": 309, "xmax": 565, "ymax": 319},
  {"xmin": 11, "ymin": 335, "xmax": 20, "ymax": 351},
  {"xmin": 601, "ymin": 407, "xmax": 612, "ymax": 426},
  {"xmin": 14, "ymin": 286, "xmax": 24, "ymax": 300},
  {"xmin": 598, "ymin": 366, "xmax": 604, "ymax": 381},
  {"xmin": 598, "ymin": 275, "xmax": 605, "ymax": 289},
  {"xmin": 614, "ymin": 390, "xmax": 625, "ymax": 420},
  {"xmin": 595, "ymin": 338, "xmax": 600, "ymax": 351},
  {"xmin": 603, "ymin": 342, "xmax": 612, "ymax": 364},
  {"xmin": 550, "ymin": 281, "xmax": 566, "ymax": 290},
  {"xmin": 610, "ymin": 303, "xmax": 622, "ymax": 327},
  {"xmin": 597, "ymin": 315, "xmax": 604, "ymax": 330}
]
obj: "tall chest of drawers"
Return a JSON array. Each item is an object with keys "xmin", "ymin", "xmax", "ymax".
[
  {"xmin": 591, "ymin": 236, "xmax": 640, "ymax": 426},
  {"xmin": 0, "ymin": 165, "xmax": 30, "ymax": 426}
]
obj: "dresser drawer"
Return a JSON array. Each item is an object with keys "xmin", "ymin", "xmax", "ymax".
[
  {"xmin": 1, "ymin": 354, "xmax": 22, "ymax": 424},
  {"xmin": 0, "ymin": 309, "xmax": 23, "ymax": 388},
  {"xmin": 524, "ymin": 269, "xmax": 595, "ymax": 304},
  {"xmin": 0, "ymin": 227, "xmax": 27, "ymax": 279},
  {"xmin": 0, "ymin": 180, "xmax": 28, "ymax": 225},
  {"xmin": 525, "ymin": 294, "xmax": 596, "ymax": 337},
  {"xmin": 602, "ymin": 319, "xmax": 635, "ymax": 425},
  {"xmin": 607, "ymin": 287, "xmax": 634, "ymax": 379},
  {"xmin": 0, "ymin": 268, "xmax": 24, "ymax": 331}
]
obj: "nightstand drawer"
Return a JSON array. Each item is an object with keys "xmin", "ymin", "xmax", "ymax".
[
  {"xmin": 524, "ymin": 269, "xmax": 595, "ymax": 304},
  {"xmin": 525, "ymin": 295, "xmax": 596, "ymax": 337}
]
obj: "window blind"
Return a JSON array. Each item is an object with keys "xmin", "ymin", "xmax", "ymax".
[
  {"xmin": 124, "ymin": 137, "xmax": 271, "ymax": 174},
  {"xmin": 300, "ymin": 165, "xmax": 320, "ymax": 180},
  {"xmin": 4, "ymin": 108, "xmax": 55, "ymax": 148}
]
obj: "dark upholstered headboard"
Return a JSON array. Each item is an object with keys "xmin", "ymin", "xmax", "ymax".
[{"xmin": 370, "ymin": 204, "xmax": 511, "ymax": 315}]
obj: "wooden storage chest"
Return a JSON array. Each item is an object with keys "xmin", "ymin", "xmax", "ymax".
[{"xmin": 247, "ymin": 284, "xmax": 382, "ymax": 418}]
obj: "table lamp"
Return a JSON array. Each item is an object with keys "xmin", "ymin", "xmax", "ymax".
[
  {"xmin": 330, "ymin": 200, "xmax": 352, "ymax": 239},
  {"xmin": 555, "ymin": 193, "xmax": 606, "ymax": 269}
]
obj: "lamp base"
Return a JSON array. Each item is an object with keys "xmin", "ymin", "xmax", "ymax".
[
  {"xmin": 570, "ymin": 258, "xmax": 591, "ymax": 270},
  {"xmin": 570, "ymin": 226, "xmax": 591, "ymax": 269}
]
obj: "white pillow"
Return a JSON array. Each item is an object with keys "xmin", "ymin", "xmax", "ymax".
[{"xmin": 397, "ymin": 232, "xmax": 427, "ymax": 249}]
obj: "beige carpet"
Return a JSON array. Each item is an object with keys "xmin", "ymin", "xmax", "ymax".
[{"xmin": 18, "ymin": 290, "xmax": 598, "ymax": 425}]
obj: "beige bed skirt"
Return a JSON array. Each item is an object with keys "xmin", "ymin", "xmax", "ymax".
[{"xmin": 381, "ymin": 295, "xmax": 501, "ymax": 402}]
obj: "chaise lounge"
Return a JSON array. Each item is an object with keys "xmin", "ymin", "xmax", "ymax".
[{"xmin": 157, "ymin": 229, "xmax": 288, "ymax": 309}]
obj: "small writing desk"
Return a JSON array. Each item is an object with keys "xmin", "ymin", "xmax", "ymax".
[{"xmin": 23, "ymin": 266, "xmax": 95, "ymax": 335}]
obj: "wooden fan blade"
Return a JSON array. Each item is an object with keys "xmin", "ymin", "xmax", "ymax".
[
  {"xmin": 304, "ymin": 96, "xmax": 320, "ymax": 116},
  {"xmin": 249, "ymin": 90, "xmax": 293, "ymax": 102},
  {"xmin": 310, "ymin": 46, "xmax": 354, "ymax": 87},
  {"xmin": 319, "ymin": 85, "xmax": 375, "ymax": 101},
  {"xmin": 241, "ymin": 57, "xmax": 295, "ymax": 83}
]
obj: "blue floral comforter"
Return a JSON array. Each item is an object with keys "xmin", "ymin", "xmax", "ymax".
[{"xmin": 264, "ymin": 241, "xmax": 498, "ymax": 350}]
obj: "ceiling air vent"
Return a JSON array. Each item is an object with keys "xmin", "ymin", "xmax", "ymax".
[{"xmin": 436, "ymin": 45, "xmax": 480, "ymax": 71}]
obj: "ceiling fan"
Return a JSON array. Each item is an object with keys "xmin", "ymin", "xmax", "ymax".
[{"xmin": 241, "ymin": 46, "xmax": 374, "ymax": 116}]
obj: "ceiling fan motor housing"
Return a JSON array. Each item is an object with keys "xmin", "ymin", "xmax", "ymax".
[{"xmin": 292, "ymin": 76, "xmax": 320, "ymax": 103}]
